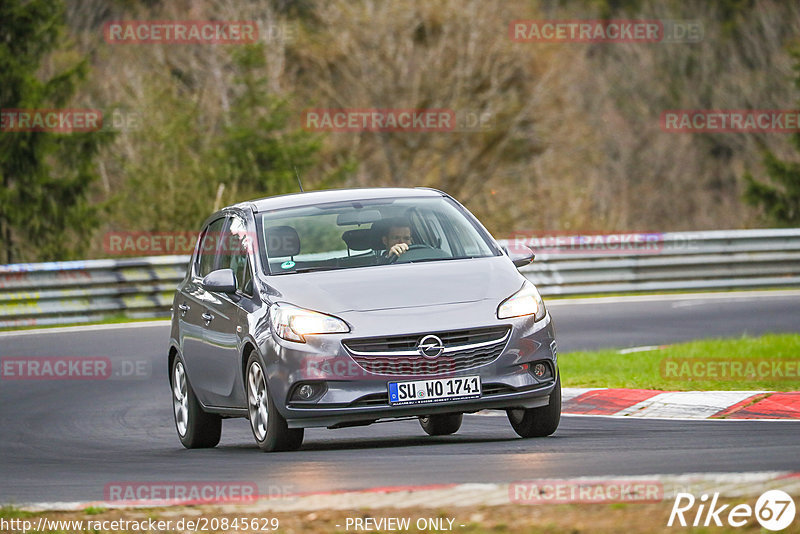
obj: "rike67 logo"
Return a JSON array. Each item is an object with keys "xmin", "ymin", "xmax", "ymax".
[{"xmin": 668, "ymin": 490, "xmax": 796, "ymax": 531}]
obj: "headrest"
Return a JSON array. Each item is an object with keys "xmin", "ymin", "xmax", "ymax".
[
  {"xmin": 342, "ymin": 229, "xmax": 378, "ymax": 251},
  {"xmin": 266, "ymin": 225, "xmax": 300, "ymax": 257}
]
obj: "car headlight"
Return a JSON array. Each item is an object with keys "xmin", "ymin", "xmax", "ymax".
[
  {"xmin": 497, "ymin": 281, "xmax": 547, "ymax": 321},
  {"xmin": 269, "ymin": 303, "xmax": 350, "ymax": 342}
]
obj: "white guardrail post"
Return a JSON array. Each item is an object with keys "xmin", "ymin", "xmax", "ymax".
[{"xmin": 1, "ymin": 229, "xmax": 799, "ymax": 328}]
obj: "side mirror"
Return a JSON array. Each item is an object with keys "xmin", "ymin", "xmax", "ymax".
[
  {"xmin": 503, "ymin": 245, "xmax": 535, "ymax": 268},
  {"xmin": 201, "ymin": 268, "xmax": 237, "ymax": 294}
]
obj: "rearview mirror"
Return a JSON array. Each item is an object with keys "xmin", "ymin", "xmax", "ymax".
[
  {"xmin": 201, "ymin": 268, "xmax": 237, "ymax": 294},
  {"xmin": 336, "ymin": 209, "xmax": 382, "ymax": 226},
  {"xmin": 504, "ymin": 245, "xmax": 535, "ymax": 268}
]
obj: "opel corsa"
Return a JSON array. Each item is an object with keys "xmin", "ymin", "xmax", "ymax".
[{"xmin": 168, "ymin": 188, "xmax": 560, "ymax": 451}]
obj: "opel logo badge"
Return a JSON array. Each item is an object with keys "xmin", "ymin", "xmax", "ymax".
[{"xmin": 417, "ymin": 335, "xmax": 444, "ymax": 359}]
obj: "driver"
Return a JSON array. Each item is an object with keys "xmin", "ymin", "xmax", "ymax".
[{"xmin": 380, "ymin": 218, "xmax": 413, "ymax": 261}]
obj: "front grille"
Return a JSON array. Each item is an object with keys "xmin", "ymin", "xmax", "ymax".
[{"xmin": 342, "ymin": 326, "xmax": 511, "ymax": 376}]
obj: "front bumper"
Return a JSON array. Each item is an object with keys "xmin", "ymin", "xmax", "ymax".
[
  {"xmin": 285, "ymin": 380, "xmax": 556, "ymax": 428},
  {"xmin": 259, "ymin": 309, "xmax": 558, "ymax": 429}
]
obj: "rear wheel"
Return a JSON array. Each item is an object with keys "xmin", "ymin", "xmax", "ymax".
[
  {"xmin": 171, "ymin": 358, "xmax": 221, "ymax": 448},
  {"xmin": 506, "ymin": 374, "xmax": 561, "ymax": 438},
  {"xmin": 419, "ymin": 413, "xmax": 463, "ymax": 436},
  {"xmin": 246, "ymin": 353, "xmax": 304, "ymax": 452}
]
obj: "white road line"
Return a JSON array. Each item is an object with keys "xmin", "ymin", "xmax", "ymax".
[
  {"xmin": 546, "ymin": 289, "xmax": 800, "ymax": 306},
  {"xmin": 618, "ymin": 345, "xmax": 665, "ymax": 354},
  {"xmin": 0, "ymin": 320, "xmax": 170, "ymax": 338}
]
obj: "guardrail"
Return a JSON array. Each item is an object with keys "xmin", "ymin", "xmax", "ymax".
[
  {"xmin": 1, "ymin": 229, "xmax": 798, "ymax": 328},
  {"xmin": 0, "ymin": 256, "xmax": 190, "ymax": 328},
  {"xmin": 507, "ymin": 228, "xmax": 800, "ymax": 296}
]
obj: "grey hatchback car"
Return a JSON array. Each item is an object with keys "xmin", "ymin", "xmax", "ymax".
[{"xmin": 169, "ymin": 187, "xmax": 559, "ymax": 451}]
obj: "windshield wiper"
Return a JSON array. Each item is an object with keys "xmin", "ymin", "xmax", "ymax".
[
  {"xmin": 272, "ymin": 266, "xmax": 342, "ymax": 275},
  {"xmin": 405, "ymin": 256, "xmax": 478, "ymax": 264}
]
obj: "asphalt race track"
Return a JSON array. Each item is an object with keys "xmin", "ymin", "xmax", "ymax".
[
  {"xmin": 546, "ymin": 290, "xmax": 800, "ymax": 352},
  {"xmin": 1, "ymin": 291, "xmax": 799, "ymax": 504}
]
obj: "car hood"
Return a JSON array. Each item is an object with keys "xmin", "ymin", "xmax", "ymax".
[{"xmin": 261, "ymin": 255, "xmax": 525, "ymax": 314}]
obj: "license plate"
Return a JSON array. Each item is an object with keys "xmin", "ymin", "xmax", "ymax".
[{"xmin": 388, "ymin": 376, "xmax": 481, "ymax": 406}]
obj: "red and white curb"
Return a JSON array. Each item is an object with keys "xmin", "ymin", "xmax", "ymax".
[
  {"xmin": 560, "ymin": 388, "xmax": 800, "ymax": 419},
  {"xmin": 18, "ymin": 472, "xmax": 800, "ymax": 512}
]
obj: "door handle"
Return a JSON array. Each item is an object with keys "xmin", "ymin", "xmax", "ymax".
[
  {"xmin": 178, "ymin": 303, "xmax": 190, "ymax": 316},
  {"xmin": 202, "ymin": 312, "xmax": 214, "ymax": 323}
]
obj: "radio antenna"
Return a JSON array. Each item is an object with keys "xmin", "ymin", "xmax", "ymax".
[{"xmin": 294, "ymin": 166, "xmax": 304, "ymax": 192}]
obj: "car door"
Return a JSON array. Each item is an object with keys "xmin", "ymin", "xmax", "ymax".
[
  {"xmin": 199, "ymin": 214, "xmax": 256, "ymax": 408},
  {"xmin": 179, "ymin": 216, "xmax": 227, "ymax": 407}
]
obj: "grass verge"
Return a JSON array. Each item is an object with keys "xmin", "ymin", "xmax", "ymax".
[{"xmin": 560, "ymin": 333, "xmax": 800, "ymax": 391}]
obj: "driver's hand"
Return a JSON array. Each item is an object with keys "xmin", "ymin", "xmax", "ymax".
[{"xmin": 388, "ymin": 243, "xmax": 409, "ymax": 257}]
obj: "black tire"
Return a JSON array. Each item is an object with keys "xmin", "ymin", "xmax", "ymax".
[
  {"xmin": 246, "ymin": 352, "xmax": 304, "ymax": 452},
  {"xmin": 506, "ymin": 374, "xmax": 561, "ymax": 438},
  {"xmin": 419, "ymin": 413, "xmax": 463, "ymax": 436},
  {"xmin": 171, "ymin": 357, "xmax": 222, "ymax": 449}
]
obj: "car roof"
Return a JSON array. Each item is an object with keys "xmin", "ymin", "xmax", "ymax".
[{"xmin": 235, "ymin": 187, "xmax": 446, "ymax": 213}]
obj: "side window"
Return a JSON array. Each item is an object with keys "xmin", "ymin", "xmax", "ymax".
[
  {"xmin": 195, "ymin": 217, "xmax": 226, "ymax": 278},
  {"xmin": 219, "ymin": 216, "xmax": 254, "ymax": 297}
]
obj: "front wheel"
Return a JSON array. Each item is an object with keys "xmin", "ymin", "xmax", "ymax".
[
  {"xmin": 419, "ymin": 413, "xmax": 463, "ymax": 436},
  {"xmin": 171, "ymin": 358, "xmax": 221, "ymax": 448},
  {"xmin": 506, "ymin": 374, "xmax": 561, "ymax": 438},
  {"xmin": 246, "ymin": 353, "xmax": 304, "ymax": 452}
]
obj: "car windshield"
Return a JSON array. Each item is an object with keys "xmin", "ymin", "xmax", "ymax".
[{"xmin": 256, "ymin": 196, "xmax": 498, "ymax": 274}]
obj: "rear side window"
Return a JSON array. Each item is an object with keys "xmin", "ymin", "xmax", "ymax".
[{"xmin": 195, "ymin": 217, "xmax": 226, "ymax": 278}]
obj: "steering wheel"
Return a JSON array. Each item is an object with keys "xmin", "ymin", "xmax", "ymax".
[{"xmin": 386, "ymin": 244, "xmax": 432, "ymax": 264}]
